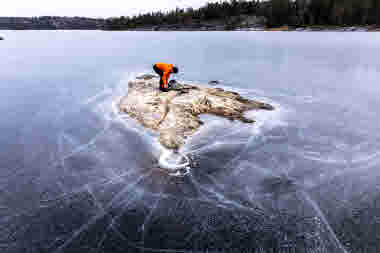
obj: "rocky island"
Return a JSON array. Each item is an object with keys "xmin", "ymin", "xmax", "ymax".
[{"xmin": 118, "ymin": 75, "xmax": 274, "ymax": 150}]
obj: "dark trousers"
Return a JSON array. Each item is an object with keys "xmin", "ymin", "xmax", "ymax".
[{"xmin": 153, "ymin": 65, "xmax": 168, "ymax": 92}]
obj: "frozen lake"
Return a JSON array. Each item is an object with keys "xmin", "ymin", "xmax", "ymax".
[{"xmin": 1, "ymin": 31, "xmax": 380, "ymax": 253}]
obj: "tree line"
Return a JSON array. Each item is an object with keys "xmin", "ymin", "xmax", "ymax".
[{"xmin": 104, "ymin": 0, "xmax": 380, "ymax": 30}]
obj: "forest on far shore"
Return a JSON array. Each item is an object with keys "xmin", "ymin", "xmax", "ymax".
[{"xmin": 105, "ymin": 0, "xmax": 380, "ymax": 30}]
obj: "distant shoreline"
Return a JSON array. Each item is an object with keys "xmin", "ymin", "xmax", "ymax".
[
  {"xmin": 1, "ymin": 16, "xmax": 379, "ymax": 32},
  {"xmin": 1, "ymin": 25, "xmax": 380, "ymax": 32},
  {"xmin": 263, "ymin": 25, "xmax": 380, "ymax": 32},
  {"xmin": 117, "ymin": 26, "xmax": 380, "ymax": 32},
  {"xmin": 108, "ymin": 24, "xmax": 380, "ymax": 32}
]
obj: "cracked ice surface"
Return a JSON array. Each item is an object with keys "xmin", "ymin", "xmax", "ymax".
[
  {"xmin": 2, "ymin": 77, "xmax": 370, "ymax": 253},
  {"xmin": 2, "ymin": 32, "xmax": 380, "ymax": 253}
]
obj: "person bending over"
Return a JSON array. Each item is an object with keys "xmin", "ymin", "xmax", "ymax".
[{"xmin": 153, "ymin": 62, "xmax": 179, "ymax": 92}]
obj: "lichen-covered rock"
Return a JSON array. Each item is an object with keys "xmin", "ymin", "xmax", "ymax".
[{"xmin": 118, "ymin": 76, "xmax": 274, "ymax": 150}]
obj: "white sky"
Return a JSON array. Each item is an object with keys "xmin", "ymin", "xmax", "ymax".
[{"xmin": 0, "ymin": 0, "xmax": 212, "ymax": 18}]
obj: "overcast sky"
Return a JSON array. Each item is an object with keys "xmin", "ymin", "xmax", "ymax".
[{"xmin": 0, "ymin": 0, "xmax": 212, "ymax": 18}]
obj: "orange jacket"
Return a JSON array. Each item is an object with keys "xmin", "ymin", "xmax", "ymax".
[{"xmin": 155, "ymin": 62, "xmax": 174, "ymax": 87}]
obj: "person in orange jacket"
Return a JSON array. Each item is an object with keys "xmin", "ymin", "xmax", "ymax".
[{"xmin": 153, "ymin": 62, "xmax": 179, "ymax": 92}]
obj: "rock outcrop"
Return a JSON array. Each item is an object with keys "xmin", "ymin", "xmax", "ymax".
[
  {"xmin": 208, "ymin": 80, "xmax": 220, "ymax": 85},
  {"xmin": 118, "ymin": 75, "xmax": 274, "ymax": 150}
]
